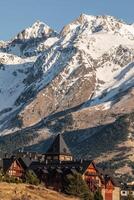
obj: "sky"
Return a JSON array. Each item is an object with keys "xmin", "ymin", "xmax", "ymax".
[{"xmin": 0, "ymin": 0, "xmax": 134, "ymax": 40}]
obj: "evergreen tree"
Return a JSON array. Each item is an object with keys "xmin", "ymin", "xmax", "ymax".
[
  {"xmin": 25, "ymin": 170, "xmax": 39, "ymax": 185},
  {"xmin": 63, "ymin": 172, "xmax": 93, "ymax": 200},
  {"xmin": 94, "ymin": 189, "xmax": 103, "ymax": 200}
]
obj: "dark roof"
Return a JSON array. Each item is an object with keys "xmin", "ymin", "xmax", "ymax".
[
  {"xmin": 121, "ymin": 184, "xmax": 134, "ymax": 191},
  {"xmin": 46, "ymin": 160, "xmax": 93, "ymax": 173},
  {"xmin": 2, "ymin": 157, "xmax": 32, "ymax": 172},
  {"xmin": 29, "ymin": 161, "xmax": 45, "ymax": 170},
  {"xmin": 0, "ymin": 151, "xmax": 5, "ymax": 159},
  {"xmin": 2, "ymin": 158, "xmax": 13, "ymax": 171},
  {"xmin": 18, "ymin": 157, "xmax": 32, "ymax": 169},
  {"xmin": 46, "ymin": 134, "xmax": 72, "ymax": 156},
  {"xmin": 72, "ymin": 160, "xmax": 93, "ymax": 173},
  {"xmin": 98, "ymin": 168, "xmax": 120, "ymax": 187}
]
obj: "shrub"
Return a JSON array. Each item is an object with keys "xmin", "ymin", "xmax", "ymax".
[
  {"xmin": 1, "ymin": 173, "xmax": 22, "ymax": 184},
  {"xmin": 126, "ymin": 193, "xmax": 134, "ymax": 200}
]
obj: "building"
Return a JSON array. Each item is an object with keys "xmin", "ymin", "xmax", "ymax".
[
  {"xmin": 0, "ymin": 133, "xmax": 120, "ymax": 200},
  {"xmin": 83, "ymin": 162, "xmax": 120, "ymax": 200},
  {"xmin": 14, "ymin": 134, "xmax": 73, "ymax": 162},
  {"xmin": 32, "ymin": 134, "xmax": 120, "ymax": 200},
  {"xmin": 0, "ymin": 156, "xmax": 31, "ymax": 178},
  {"xmin": 13, "ymin": 150, "xmax": 44, "ymax": 161}
]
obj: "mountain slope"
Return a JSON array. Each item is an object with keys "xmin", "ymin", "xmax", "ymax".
[
  {"xmin": 0, "ymin": 14, "xmax": 134, "ymax": 180},
  {"xmin": 18, "ymin": 15, "xmax": 134, "ymax": 127},
  {"xmin": 0, "ymin": 21, "xmax": 59, "ymax": 133}
]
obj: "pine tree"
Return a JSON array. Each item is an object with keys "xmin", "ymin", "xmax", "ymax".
[
  {"xmin": 94, "ymin": 189, "xmax": 103, "ymax": 200},
  {"xmin": 25, "ymin": 170, "xmax": 39, "ymax": 185},
  {"xmin": 63, "ymin": 172, "xmax": 93, "ymax": 200}
]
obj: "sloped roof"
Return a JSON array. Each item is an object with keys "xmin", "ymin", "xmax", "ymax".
[
  {"xmin": 2, "ymin": 157, "xmax": 32, "ymax": 172},
  {"xmin": 2, "ymin": 158, "xmax": 13, "ymax": 171},
  {"xmin": 0, "ymin": 151, "xmax": 5, "ymax": 159},
  {"xmin": 45, "ymin": 160, "xmax": 93, "ymax": 173},
  {"xmin": 29, "ymin": 161, "xmax": 44, "ymax": 170},
  {"xmin": 18, "ymin": 157, "xmax": 32, "ymax": 169},
  {"xmin": 46, "ymin": 134, "xmax": 72, "ymax": 156}
]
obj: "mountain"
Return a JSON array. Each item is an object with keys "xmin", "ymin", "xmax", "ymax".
[
  {"xmin": 0, "ymin": 21, "xmax": 58, "ymax": 57},
  {"xmin": 0, "ymin": 14, "xmax": 134, "ymax": 181}
]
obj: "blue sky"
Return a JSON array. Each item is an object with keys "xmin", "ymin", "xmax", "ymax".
[{"xmin": 0, "ymin": 0, "xmax": 134, "ymax": 40}]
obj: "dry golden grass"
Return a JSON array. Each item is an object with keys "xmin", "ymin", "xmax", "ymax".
[{"xmin": 0, "ymin": 182, "xmax": 78, "ymax": 200}]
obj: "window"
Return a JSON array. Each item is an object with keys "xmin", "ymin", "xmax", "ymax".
[{"xmin": 121, "ymin": 191, "xmax": 127, "ymax": 196}]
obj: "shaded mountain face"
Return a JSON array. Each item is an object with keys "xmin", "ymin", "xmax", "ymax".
[{"xmin": 0, "ymin": 14, "xmax": 134, "ymax": 180}]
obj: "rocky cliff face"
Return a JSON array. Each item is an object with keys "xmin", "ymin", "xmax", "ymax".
[{"xmin": 0, "ymin": 14, "xmax": 134, "ymax": 180}]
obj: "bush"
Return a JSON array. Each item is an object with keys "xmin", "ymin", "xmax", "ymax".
[
  {"xmin": 126, "ymin": 193, "xmax": 134, "ymax": 200},
  {"xmin": 0, "ymin": 169, "xmax": 4, "ymax": 181},
  {"xmin": 1, "ymin": 172, "xmax": 22, "ymax": 184},
  {"xmin": 63, "ymin": 172, "xmax": 93, "ymax": 200},
  {"xmin": 25, "ymin": 170, "xmax": 39, "ymax": 186}
]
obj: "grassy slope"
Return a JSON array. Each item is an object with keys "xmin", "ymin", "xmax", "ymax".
[{"xmin": 0, "ymin": 183, "xmax": 78, "ymax": 200}]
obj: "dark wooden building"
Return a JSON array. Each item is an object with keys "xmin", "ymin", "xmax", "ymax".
[
  {"xmin": 44, "ymin": 134, "xmax": 73, "ymax": 162},
  {"xmin": 0, "ymin": 133, "xmax": 120, "ymax": 200},
  {"xmin": 0, "ymin": 157, "xmax": 31, "ymax": 178}
]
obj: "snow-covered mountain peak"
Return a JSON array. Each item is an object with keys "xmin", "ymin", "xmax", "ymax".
[
  {"xmin": 61, "ymin": 14, "xmax": 134, "ymax": 41},
  {"xmin": 61, "ymin": 14, "xmax": 122, "ymax": 35},
  {"xmin": 14, "ymin": 20, "xmax": 57, "ymax": 41},
  {"xmin": 32, "ymin": 20, "xmax": 48, "ymax": 27},
  {"xmin": 0, "ymin": 21, "xmax": 59, "ymax": 57},
  {"xmin": 77, "ymin": 13, "xmax": 95, "ymax": 24},
  {"xmin": 76, "ymin": 13, "xmax": 125, "ymax": 26}
]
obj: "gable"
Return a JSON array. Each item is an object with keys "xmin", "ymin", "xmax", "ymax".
[
  {"xmin": 9, "ymin": 160, "xmax": 24, "ymax": 171},
  {"xmin": 86, "ymin": 162, "xmax": 98, "ymax": 174},
  {"xmin": 105, "ymin": 179, "xmax": 115, "ymax": 190}
]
